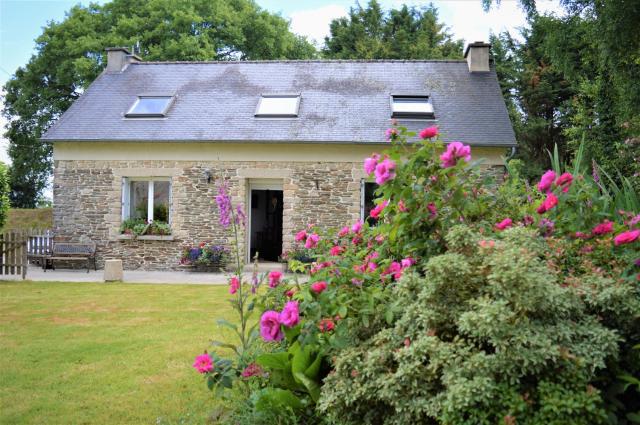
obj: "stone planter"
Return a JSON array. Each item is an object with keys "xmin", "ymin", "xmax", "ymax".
[{"xmin": 178, "ymin": 262, "xmax": 226, "ymax": 272}]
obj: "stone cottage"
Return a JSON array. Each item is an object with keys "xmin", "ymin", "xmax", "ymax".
[{"xmin": 42, "ymin": 43, "xmax": 516, "ymax": 270}]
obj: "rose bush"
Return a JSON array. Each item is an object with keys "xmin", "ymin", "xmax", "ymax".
[{"xmin": 195, "ymin": 125, "xmax": 639, "ymax": 424}]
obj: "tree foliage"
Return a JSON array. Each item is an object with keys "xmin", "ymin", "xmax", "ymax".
[
  {"xmin": 1, "ymin": 0, "xmax": 317, "ymax": 207},
  {"xmin": 323, "ymin": 0, "xmax": 463, "ymax": 59},
  {"xmin": 488, "ymin": 0, "xmax": 640, "ymax": 184}
]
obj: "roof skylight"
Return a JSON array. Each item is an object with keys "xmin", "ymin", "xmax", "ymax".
[
  {"xmin": 255, "ymin": 94, "xmax": 300, "ymax": 117},
  {"xmin": 126, "ymin": 96, "xmax": 174, "ymax": 118},
  {"xmin": 390, "ymin": 95, "xmax": 434, "ymax": 119}
]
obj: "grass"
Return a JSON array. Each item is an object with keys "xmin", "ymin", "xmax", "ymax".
[
  {"xmin": 2, "ymin": 208, "xmax": 53, "ymax": 231},
  {"xmin": 0, "ymin": 281, "xmax": 237, "ymax": 424}
]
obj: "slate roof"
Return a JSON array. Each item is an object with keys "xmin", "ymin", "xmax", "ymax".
[{"xmin": 42, "ymin": 60, "xmax": 516, "ymax": 146}]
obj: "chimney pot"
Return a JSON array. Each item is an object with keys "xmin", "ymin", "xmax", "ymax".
[
  {"xmin": 105, "ymin": 47, "xmax": 142, "ymax": 73},
  {"xmin": 464, "ymin": 41, "xmax": 491, "ymax": 73}
]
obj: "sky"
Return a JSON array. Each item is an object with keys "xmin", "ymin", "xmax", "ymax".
[{"xmin": 0, "ymin": 0, "xmax": 565, "ymax": 166}]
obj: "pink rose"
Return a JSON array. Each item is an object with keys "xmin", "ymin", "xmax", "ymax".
[
  {"xmin": 495, "ymin": 218, "xmax": 513, "ymax": 230},
  {"xmin": 294, "ymin": 230, "xmax": 307, "ymax": 242},
  {"xmin": 260, "ymin": 310, "xmax": 283, "ymax": 341},
  {"xmin": 241, "ymin": 363, "xmax": 264, "ymax": 378},
  {"xmin": 537, "ymin": 170, "xmax": 556, "ymax": 193},
  {"xmin": 366, "ymin": 251, "xmax": 379, "ymax": 261},
  {"xmin": 338, "ymin": 226, "xmax": 350, "ymax": 237},
  {"xmin": 574, "ymin": 231, "xmax": 591, "ymax": 239},
  {"xmin": 279, "ymin": 301, "xmax": 300, "ymax": 328},
  {"xmin": 419, "ymin": 126, "xmax": 438, "ymax": 139},
  {"xmin": 427, "ymin": 203, "xmax": 437, "ymax": 219},
  {"xmin": 401, "ymin": 257, "xmax": 415, "ymax": 268},
  {"xmin": 366, "ymin": 262, "xmax": 377, "ymax": 272},
  {"xmin": 614, "ymin": 229, "xmax": 640, "ymax": 246},
  {"xmin": 330, "ymin": 245, "xmax": 344, "ymax": 256},
  {"xmin": 591, "ymin": 221, "xmax": 613, "ymax": 236},
  {"xmin": 385, "ymin": 128, "xmax": 399, "ymax": 141},
  {"xmin": 268, "ymin": 270, "xmax": 282, "ymax": 288},
  {"xmin": 351, "ymin": 278, "xmax": 363, "ymax": 286},
  {"xmin": 383, "ymin": 261, "xmax": 403, "ymax": 280},
  {"xmin": 351, "ymin": 220, "xmax": 363, "ymax": 233},
  {"xmin": 363, "ymin": 156, "xmax": 378, "ymax": 175},
  {"xmin": 305, "ymin": 233, "xmax": 319, "ymax": 249},
  {"xmin": 318, "ymin": 318, "xmax": 335, "ymax": 333},
  {"xmin": 375, "ymin": 159, "xmax": 396, "ymax": 185},
  {"xmin": 370, "ymin": 200, "xmax": 389, "ymax": 219},
  {"xmin": 536, "ymin": 193, "xmax": 558, "ymax": 214},
  {"xmin": 555, "ymin": 172, "xmax": 573, "ymax": 192},
  {"xmin": 311, "ymin": 281, "xmax": 327, "ymax": 294},
  {"xmin": 229, "ymin": 276, "xmax": 240, "ymax": 294},
  {"xmin": 193, "ymin": 353, "xmax": 214, "ymax": 374},
  {"xmin": 398, "ymin": 200, "xmax": 408, "ymax": 212},
  {"xmin": 440, "ymin": 142, "xmax": 471, "ymax": 168}
]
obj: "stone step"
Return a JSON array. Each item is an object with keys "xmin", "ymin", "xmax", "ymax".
[{"xmin": 243, "ymin": 261, "xmax": 286, "ymax": 273}]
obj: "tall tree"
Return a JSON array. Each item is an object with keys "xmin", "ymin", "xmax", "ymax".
[
  {"xmin": 323, "ymin": 1, "xmax": 463, "ymax": 59},
  {"xmin": 490, "ymin": 22, "xmax": 575, "ymax": 178},
  {"xmin": 486, "ymin": 0, "xmax": 640, "ymax": 185},
  {"xmin": 2, "ymin": 0, "xmax": 317, "ymax": 207}
]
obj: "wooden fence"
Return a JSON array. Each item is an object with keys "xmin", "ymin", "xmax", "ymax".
[
  {"xmin": 0, "ymin": 229, "xmax": 54, "ymax": 279},
  {"xmin": 0, "ymin": 230, "xmax": 28, "ymax": 279}
]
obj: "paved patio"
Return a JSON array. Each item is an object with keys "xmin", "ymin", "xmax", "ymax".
[{"xmin": 1, "ymin": 263, "xmax": 302, "ymax": 285}]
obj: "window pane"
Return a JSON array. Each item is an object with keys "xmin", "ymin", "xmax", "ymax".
[
  {"xmin": 256, "ymin": 96, "xmax": 299, "ymax": 116},
  {"xmin": 128, "ymin": 97, "xmax": 172, "ymax": 116},
  {"xmin": 363, "ymin": 182, "xmax": 380, "ymax": 225},
  {"xmin": 153, "ymin": 181, "xmax": 170, "ymax": 223},
  {"xmin": 392, "ymin": 97, "xmax": 433, "ymax": 114},
  {"xmin": 130, "ymin": 181, "xmax": 149, "ymax": 221}
]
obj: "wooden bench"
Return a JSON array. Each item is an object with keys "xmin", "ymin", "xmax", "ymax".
[{"xmin": 45, "ymin": 243, "xmax": 97, "ymax": 273}]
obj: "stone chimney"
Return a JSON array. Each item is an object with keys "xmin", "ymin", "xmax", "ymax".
[
  {"xmin": 464, "ymin": 41, "xmax": 491, "ymax": 72},
  {"xmin": 105, "ymin": 47, "xmax": 141, "ymax": 73}
]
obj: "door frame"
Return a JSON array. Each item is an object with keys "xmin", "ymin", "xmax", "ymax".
[{"xmin": 247, "ymin": 179, "xmax": 283, "ymax": 263}]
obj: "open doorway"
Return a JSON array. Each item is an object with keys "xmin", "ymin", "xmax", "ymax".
[{"xmin": 249, "ymin": 189, "xmax": 283, "ymax": 262}]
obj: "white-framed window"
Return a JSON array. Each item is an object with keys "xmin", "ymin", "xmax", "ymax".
[
  {"xmin": 360, "ymin": 180, "xmax": 380, "ymax": 225},
  {"xmin": 255, "ymin": 94, "xmax": 301, "ymax": 117},
  {"xmin": 121, "ymin": 177, "xmax": 172, "ymax": 223},
  {"xmin": 390, "ymin": 95, "xmax": 434, "ymax": 119},
  {"xmin": 125, "ymin": 96, "xmax": 174, "ymax": 118}
]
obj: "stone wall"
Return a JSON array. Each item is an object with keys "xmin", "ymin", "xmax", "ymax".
[{"xmin": 53, "ymin": 159, "xmax": 364, "ymax": 270}]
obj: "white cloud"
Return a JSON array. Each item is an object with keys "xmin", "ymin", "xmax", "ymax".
[
  {"xmin": 289, "ymin": 4, "xmax": 348, "ymax": 46},
  {"xmin": 415, "ymin": 0, "xmax": 565, "ymax": 44},
  {"xmin": 286, "ymin": 0, "xmax": 565, "ymax": 50}
]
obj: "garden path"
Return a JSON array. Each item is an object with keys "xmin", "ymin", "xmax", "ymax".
[{"xmin": 0, "ymin": 263, "xmax": 302, "ymax": 284}]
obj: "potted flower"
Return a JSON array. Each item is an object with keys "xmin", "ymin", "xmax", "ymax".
[{"xmin": 180, "ymin": 242, "xmax": 228, "ymax": 272}]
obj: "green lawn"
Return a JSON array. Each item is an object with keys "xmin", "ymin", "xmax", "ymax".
[{"xmin": 0, "ymin": 281, "xmax": 235, "ymax": 424}]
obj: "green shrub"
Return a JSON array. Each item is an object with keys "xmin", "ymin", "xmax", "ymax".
[{"xmin": 318, "ymin": 225, "xmax": 639, "ymax": 424}]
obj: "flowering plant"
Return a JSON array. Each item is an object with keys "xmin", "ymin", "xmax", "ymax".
[
  {"xmin": 179, "ymin": 242, "xmax": 228, "ymax": 267},
  {"xmin": 195, "ymin": 125, "xmax": 639, "ymax": 422}
]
